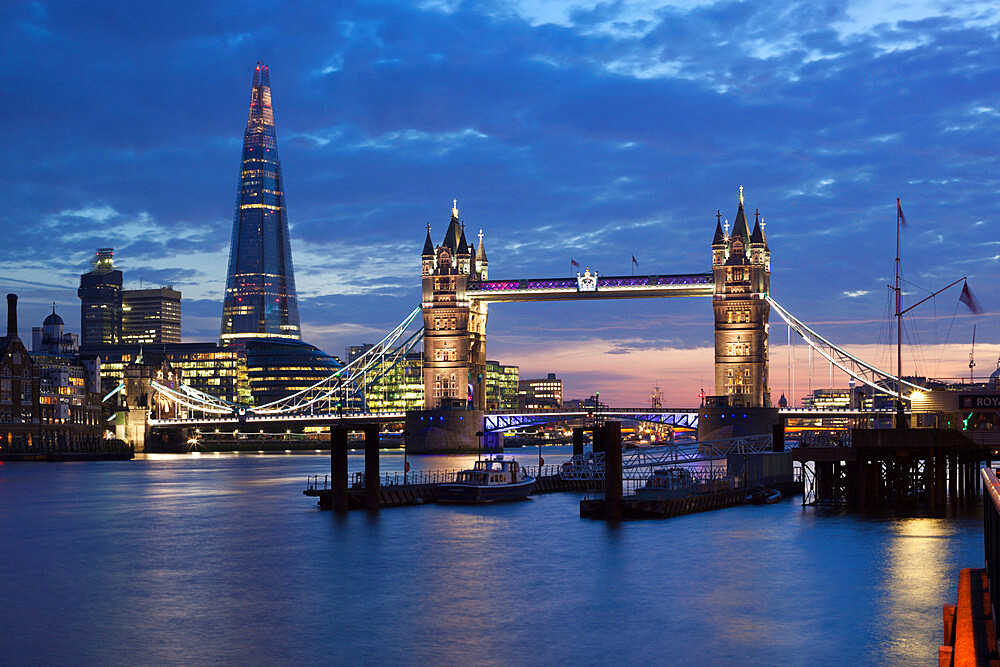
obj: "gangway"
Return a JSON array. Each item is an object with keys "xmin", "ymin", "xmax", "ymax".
[{"xmin": 559, "ymin": 434, "xmax": 776, "ymax": 481}]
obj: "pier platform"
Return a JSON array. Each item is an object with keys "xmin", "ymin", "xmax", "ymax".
[
  {"xmin": 580, "ymin": 481, "xmax": 802, "ymax": 519},
  {"xmin": 303, "ymin": 472, "xmax": 591, "ymax": 510}
]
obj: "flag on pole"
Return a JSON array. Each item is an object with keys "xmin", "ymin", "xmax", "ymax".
[
  {"xmin": 897, "ymin": 200, "xmax": 907, "ymax": 227},
  {"xmin": 571, "ymin": 258, "xmax": 580, "ymax": 268},
  {"xmin": 632, "ymin": 255, "xmax": 638, "ymax": 266},
  {"xmin": 960, "ymin": 282, "xmax": 981, "ymax": 314}
]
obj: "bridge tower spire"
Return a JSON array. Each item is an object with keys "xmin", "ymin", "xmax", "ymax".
[{"xmin": 712, "ymin": 188, "xmax": 771, "ymax": 408}]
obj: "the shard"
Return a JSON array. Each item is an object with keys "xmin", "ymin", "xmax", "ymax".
[{"xmin": 220, "ymin": 62, "xmax": 301, "ymax": 343}]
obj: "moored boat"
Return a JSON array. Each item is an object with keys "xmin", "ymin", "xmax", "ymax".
[{"xmin": 437, "ymin": 456, "xmax": 535, "ymax": 504}]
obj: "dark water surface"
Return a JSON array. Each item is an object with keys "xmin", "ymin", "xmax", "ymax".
[{"xmin": 0, "ymin": 449, "xmax": 983, "ymax": 665}]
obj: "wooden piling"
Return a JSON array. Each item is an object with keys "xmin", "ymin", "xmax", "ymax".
[
  {"xmin": 572, "ymin": 428, "xmax": 584, "ymax": 457},
  {"xmin": 603, "ymin": 421, "xmax": 622, "ymax": 521},
  {"xmin": 332, "ymin": 426, "xmax": 349, "ymax": 511},
  {"xmin": 364, "ymin": 424, "xmax": 380, "ymax": 511},
  {"xmin": 772, "ymin": 420, "xmax": 785, "ymax": 452}
]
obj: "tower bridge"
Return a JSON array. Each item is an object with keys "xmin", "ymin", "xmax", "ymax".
[{"xmin": 144, "ymin": 190, "xmax": 921, "ymax": 452}]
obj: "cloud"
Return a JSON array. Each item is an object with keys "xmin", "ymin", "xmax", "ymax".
[{"xmin": 0, "ymin": 0, "xmax": 998, "ymax": 397}]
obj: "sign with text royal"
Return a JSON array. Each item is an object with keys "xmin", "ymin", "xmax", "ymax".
[{"xmin": 960, "ymin": 394, "xmax": 1000, "ymax": 409}]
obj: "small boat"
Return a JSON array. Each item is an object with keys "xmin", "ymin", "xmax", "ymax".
[
  {"xmin": 744, "ymin": 485, "xmax": 782, "ymax": 505},
  {"xmin": 437, "ymin": 456, "xmax": 535, "ymax": 504}
]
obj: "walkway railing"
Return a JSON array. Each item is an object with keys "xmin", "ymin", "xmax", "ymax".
[
  {"xmin": 310, "ymin": 464, "xmax": 566, "ymax": 491},
  {"xmin": 982, "ymin": 467, "xmax": 1000, "ymax": 626}
]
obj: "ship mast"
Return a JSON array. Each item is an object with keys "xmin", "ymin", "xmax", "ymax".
[{"xmin": 895, "ymin": 198, "xmax": 903, "ymax": 428}]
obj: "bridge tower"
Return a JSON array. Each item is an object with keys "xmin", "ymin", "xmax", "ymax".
[
  {"xmin": 712, "ymin": 187, "xmax": 771, "ymax": 408},
  {"xmin": 420, "ymin": 200, "xmax": 489, "ymax": 411}
]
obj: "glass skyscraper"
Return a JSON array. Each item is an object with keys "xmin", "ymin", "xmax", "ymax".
[{"xmin": 220, "ymin": 63, "xmax": 301, "ymax": 344}]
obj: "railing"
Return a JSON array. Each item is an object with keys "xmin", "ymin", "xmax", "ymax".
[
  {"xmin": 333, "ymin": 464, "xmax": 564, "ymax": 489},
  {"xmin": 351, "ymin": 469, "xmax": 465, "ymax": 487},
  {"xmin": 306, "ymin": 475, "xmax": 329, "ymax": 491},
  {"xmin": 982, "ymin": 467, "xmax": 1000, "ymax": 627}
]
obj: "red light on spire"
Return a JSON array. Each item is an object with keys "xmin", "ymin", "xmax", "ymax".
[{"xmin": 256, "ymin": 65, "xmax": 260, "ymax": 70}]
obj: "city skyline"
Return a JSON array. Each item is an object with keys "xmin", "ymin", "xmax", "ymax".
[{"xmin": 2, "ymin": 0, "xmax": 999, "ymax": 405}]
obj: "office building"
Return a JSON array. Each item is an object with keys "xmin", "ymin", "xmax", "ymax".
[
  {"xmin": 365, "ymin": 353, "xmax": 425, "ymax": 412},
  {"xmin": 80, "ymin": 343, "xmax": 249, "ymax": 405},
  {"xmin": 78, "ymin": 248, "xmax": 122, "ymax": 346},
  {"xmin": 486, "ymin": 360, "xmax": 519, "ymax": 411},
  {"xmin": 122, "ymin": 287, "xmax": 181, "ymax": 344},
  {"xmin": 220, "ymin": 62, "xmax": 301, "ymax": 343},
  {"xmin": 518, "ymin": 373, "xmax": 563, "ymax": 410}
]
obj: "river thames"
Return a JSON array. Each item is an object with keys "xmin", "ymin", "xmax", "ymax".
[{"xmin": 0, "ymin": 448, "xmax": 982, "ymax": 665}]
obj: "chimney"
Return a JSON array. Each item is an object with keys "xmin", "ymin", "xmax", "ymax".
[{"xmin": 6, "ymin": 293, "xmax": 17, "ymax": 339}]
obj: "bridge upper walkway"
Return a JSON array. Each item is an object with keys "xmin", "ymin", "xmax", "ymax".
[{"xmin": 467, "ymin": 273, "xmax": 713, "ymax": 302}]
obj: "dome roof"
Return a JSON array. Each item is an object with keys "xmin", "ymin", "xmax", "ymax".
[{"xmin": 43, "ymin": 311, "xmax": 64, "ymax": 326}]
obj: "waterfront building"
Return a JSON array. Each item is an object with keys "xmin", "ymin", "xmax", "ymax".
[
  {"xmin": 220, "ymin": 62, "xmax": 300, "ymax": 344},
  {"xmin": 79, "ymin": 343, "xmax": 249, "ymax": 405},
  {"xmin": 486, "ymin": 360, "xmax": 519, "ymax": 411},
  {"xmin": 801, "ymin": 388, "xmax": 852, "ymax": 410},
  {"xmin": 712, "ymin": 189, "xmax": 770, "ymax": 407},
  {"xmin": 78, "ymin": 248, "xmax": 123, "ymax": 347},
  {"xmin": 365, "ymin": 352, "xmax": 425, "ymax": 412},
  {"xmin": 241, "ymin": 338, "xmax": 341, "ymax": 407},
  {"xmin": 518, "ymin": 373, "xmax": 563, "ymax": 410},
  {"xmin": 32, "ymin": 306, "xmax": 78, "ymax": 355},
  {"xmin": 122, "ymin": 287, "xmax": 181, "ymax": 344},
  {"xmin": 2, "ymin": 295, "xmax": 103, "ymax": 455},
  {"xmin": 421, "ymin": 200, "xmax": 489, "ymax": 409},
  {"xmin": 360, "ymin": 353, "xmax": 517, "ymax": 412}
]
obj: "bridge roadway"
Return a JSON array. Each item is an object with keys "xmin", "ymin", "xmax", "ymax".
[{"xmin": 149, "ymin": 407, "xmax": 899, "ymax": 431}]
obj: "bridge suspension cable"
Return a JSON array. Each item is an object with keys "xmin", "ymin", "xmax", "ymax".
[
  {"xmin": 145, "ymin": 306, "xmax": 424, "ymax": 417},
  {"xmin": 766, "ymin": 295, "xmax": 922, "ymax": 398}
]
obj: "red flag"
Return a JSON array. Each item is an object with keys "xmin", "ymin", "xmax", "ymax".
[
  {"xmin": 960, "ymin": 282, "xmax": 981, "ymax": 314},
  {"xmin": 897, "ymin": 200, "xmax": 906, "ymax": 226},
  {"xmin": 571, "ymin": 258, "xmax": 580, "ymax": 267}
]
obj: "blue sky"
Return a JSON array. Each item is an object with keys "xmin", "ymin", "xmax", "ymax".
[{"xmin": 2, "ymin": 0, "xmax": 998, "ymax": 405}]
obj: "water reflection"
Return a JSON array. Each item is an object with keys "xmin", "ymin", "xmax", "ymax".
[{"xmin": 0, "ymin": 451, "xmax": 984, "ymax": 664}]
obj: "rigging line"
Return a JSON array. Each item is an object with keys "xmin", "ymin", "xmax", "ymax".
[{"xmin": 941, "ymin": 297, "xmax": 962, "ymax": 361}]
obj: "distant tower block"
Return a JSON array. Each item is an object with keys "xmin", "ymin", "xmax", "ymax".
[
  {"xmin": 712, "ymin": 187, "xmax": 771, "ymax": 407},
  {"xmin": 420, "ymin": 200, "xmax": 489, "ymax": 411}
]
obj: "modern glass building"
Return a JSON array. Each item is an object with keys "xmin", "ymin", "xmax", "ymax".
[
  {"xmin": 79, "ymin": 343, "xmax": 249, "ymax": 405},
  {"xmin": 220, "ymin": 63, "xmax": 300, "ymax": 344},
  {"xmin": 486, "ymin": 360, "xmax": 519, "ymax": 411},
  {"xmin": 122, "ymin": 287, "xmax": 181, "ymax": 344},
  {"xmin": 78, "ymin": 248, "xmax": 122, "ymax": 347},
  {"xmin": 241, "ymin": 338, "xmax": 341, "ymax": 407}
]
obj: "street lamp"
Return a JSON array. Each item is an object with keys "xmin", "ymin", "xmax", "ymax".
[{"xmin": 476, "ymin": 430, "xmax": 484, "ymax": 461}]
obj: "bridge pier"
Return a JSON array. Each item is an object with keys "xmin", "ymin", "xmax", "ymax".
[
  {"xmin": 404, "ymin": 409, "xmax": 484, "ymax": 453},
  {"xmin": 332, "ymin": 426, "xmax": 349, "ymax": 511}
]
